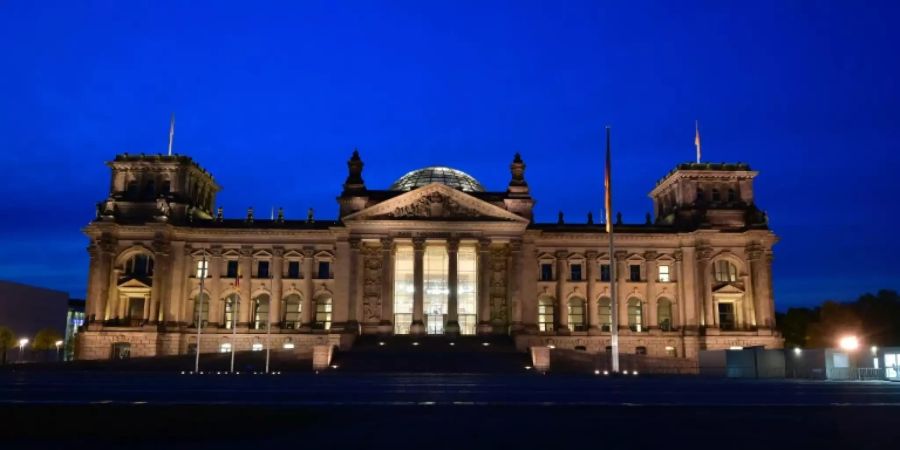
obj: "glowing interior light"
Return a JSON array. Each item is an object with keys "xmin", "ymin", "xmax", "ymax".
[{"xmin": 252, "ymin": 343, "xmax": 264, "ymax": 351}]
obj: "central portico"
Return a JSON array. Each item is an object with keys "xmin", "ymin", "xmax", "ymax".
[{"xmin": 341, "ymin": 166, "xmax": 531, "ymax": 336}]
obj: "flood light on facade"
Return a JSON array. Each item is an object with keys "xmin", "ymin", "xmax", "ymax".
[
  {"xmin": 622, "ymin": 370, "xmax": 629, "ymax": 375},
  {"xmin": 482, "ymin": 342, "xmax": 490, "ymax": 347},
  {"xmin": 603, "ymin": 370, "xmax": 609, "ymax": 376},
  {"xmin": 378, "ymin": 341, "xmax": 385, "ymax": 346},
  {"xmin": 18, "ymin": 338, "xmax": 28, "ymax": 347},
  {"xmin": 794, "ymin": 347, "xmax": 802, "ymax": 356},
  {"xmin": 547, "ymin": 344, "xmax": 556, "ymax": 349},
  {"xmin": 594, "ymin": 369, "xmax": 600, "ymax": 375},
  {"xmin": 871, "ymin": 346, "xmax": 878, "ymax": 354},
  {"xmin": 729, "ymin": 346, "xmax": 743, "ymax": 350},
  {"xmin": 252, "ymin": 343, "xmax": 264, "ymax": 351},
  {"xmin": 412, "ymin": 342, "xmax": 419, "ymax": 346},
  {"xmin": 839, "ymin": 335, "xmax": 859, "ymax": 351},
  {"xmin": 283, "ymin": 342, "xmax": 295, "ymax": 349}
]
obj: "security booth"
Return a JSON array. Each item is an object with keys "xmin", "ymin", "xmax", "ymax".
[{"xmin": 884, "ymin": 348, "xmax": 900, "ymax": 381}]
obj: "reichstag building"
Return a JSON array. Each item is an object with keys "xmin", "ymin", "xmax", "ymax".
[{"xmin": 77, "ymin": 149, "xmax": 782, "ymax": 360}]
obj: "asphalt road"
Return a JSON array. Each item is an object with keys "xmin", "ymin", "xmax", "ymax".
[{"xmin": 1, "ymin": 371, "xmax": 899, "ymax": 449}]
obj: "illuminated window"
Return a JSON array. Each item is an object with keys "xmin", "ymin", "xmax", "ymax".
[
  {"xmin": 567, "ymin": 297, "xmax": 586, "ymax": 332},
  {"xmin": 251, "ymin": 294, "xmax": 270, "ymax": 330},
  {"xmin": 570, "ymin": 264, "xmax": 582, "ymax": 281},
  {"xmin": 457, "ymin": 245, "xmax": 478, "ymax": 335},
  {"xmin": 658, "ymin": 265, "xmax": 670, "ymax": 282},
  {"xmin": 424, "ymin": 245, "xmax": 449, "ymax": 335},
  {"xmin": 223, "ymin": 294, "xmax": 239, "ymax": 329},
  {"xmin": 393, "ymin": 244, "xmax": 414, "ymax": 334},
  {"xmin": 314, "ymin": 294, "xmax": 332, "ymax": 330},
  {"xmin": 598, "ymin": 297, "xmax": 612, "ymax": 331},
  {"xmin": 226, "ymin": 260, "xmax": 239, "ymax": 278},
  {"xmin": 538, "ymin": 296, "xmax": 555, "ymax": 332},
  {"xmin": 192, "ymin": 293, "xmax": 210, "ymax": 327},
  {"xmin": 657, "ymin": 298, "xmax": 673, "ymax": 331},
  {"xmin": 111, "ymin": 343, "xmax": 131, "ymax": 360},
  {"xmin": 714, "ymin": 261, "xmax": 738, "ymax": 283},
  {"xmin": 627, "ymin": 298, "xmax": 642, "ymax": 332},
  {"xmin": 282, "ymin": 294, "xmax": 302, "ymax": 329},
  {"xmin": 195, "ymin": 259, "xmax": 209, "ymax": 278},
  {"xmin": 665, "ymin": 346, "xmax": 677, "ymax": 357},
  {"xmin": 126, "ymin": 297, "xmax": 144, "ymax": 324},
  {"xmin": 219, "ymin": 342, "xmax": 232, "ymax": 353}
]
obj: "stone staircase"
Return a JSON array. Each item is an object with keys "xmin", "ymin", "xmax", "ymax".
[{"xmin": 331, "ymin": 334, "xmax": 530, "ymax": 373}]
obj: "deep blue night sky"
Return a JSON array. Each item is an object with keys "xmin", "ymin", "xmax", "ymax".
[{"xmin": 1, "ymin": 1, "xmax": 898, "ymax": 309}]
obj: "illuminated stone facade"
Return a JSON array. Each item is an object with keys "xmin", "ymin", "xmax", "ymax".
[{"xmin": 77, "ymin": 151, "xmax": 781, "ymax": 361}]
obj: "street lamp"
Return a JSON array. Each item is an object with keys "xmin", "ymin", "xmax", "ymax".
[
  {"xmin": 55, "ymin": 340, "xmax": 64, "ymax": 361},
  {"xmin": 838, "ymin": 335, "xmax": 859, "ymax": 351},
  {"xmin": 17, "ymin": 338, "xmax": 28, "ymax": 363}
]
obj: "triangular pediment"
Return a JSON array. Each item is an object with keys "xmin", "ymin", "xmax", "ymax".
[
  {"xmin": 117, "ymin": 277, "xmax": 152, "ymax": 290},
  {"xmin": 343, "ymin": 183, "xmax": 528, "ymax": 223},
  {"xmin": 713, "ymin": 283, "xmax": 745, "ymax": 294}
]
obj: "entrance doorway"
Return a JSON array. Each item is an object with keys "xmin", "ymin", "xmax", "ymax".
[{"xmin": 426, "ymin": 313, "xmax": 444, "ymax": 334}]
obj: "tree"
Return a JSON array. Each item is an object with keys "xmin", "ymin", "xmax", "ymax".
[
  {"xmin": 777, "ymin": 307, "xmax": 817, "ymax": 348},
  {"xmin": 807, "ymin": 301, "xmax": 862, "ymax": 348},
  {"xmin": 0, "ymin": 327, "xmax": 14, "ymax": 365},
  {"xmin": 32, "ymin": 328, "xmax": 63, "ymax": 351}
]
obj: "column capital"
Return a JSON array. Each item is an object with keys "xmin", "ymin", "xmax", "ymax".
[
  {"xmin": 643, "ymin": 250, "xmax": 658, "ymax": 261},
  {"xmin": 509, "ymin": 239, "xmax": 522, "ymax": 253},
  {"xmin": 302, "ymin": 247, "xmax": 316, "ymax": 258},
  {"xmin": 412, "ymin": 237, "xmax": 427, "ymax": 251},
  {"xmin": 614, "ymin": 250, "xmax": 628, "ymax": 259},
  {"xmin": 746, "ymin": 244, "xmax": 764, "ymax": 261},
  {"xmin": 349, "ymin": 238, "xmax": 362, "ymax": 250},
  {"xmin": 673, "ymin": 250, "xmax": 683, "ymax": 262},
  {"xmin": 478, "ymin": 238, "xmax": 491, "ymax": 251},
  {"xmin": 379, "ymin": 237, "xmax": 393, "ymax": 250},
  {"xmin": 239, "ymin": 245, "xmax": 253, "ymax": 258},
  {"xmin": 210, "ymin": 245, "xmax": 223, "ymax": 257},
  {"xmin": 554, "ymin": 249, "xmax": 568, "ymax": 259},
  {"xmin": 585, "ymin": 250, "xmax": 598, "ymax": 259},
  {"xmin": 446, "ymin": 237, "xmax": 460, "ymax": 252},
  {"xmin": 272, "ymin": 246, "xmax": 284, "ymax": 257},
  {"xmin": 696, "ymin": 247, "xmax": 713, "ymax": 261}
]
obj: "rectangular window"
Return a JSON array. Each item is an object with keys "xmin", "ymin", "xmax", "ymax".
[
  {"xmin": 570, "ymin": 264, "xmax": 582, "ymax": 281},
  {"xmin": 257, "ymin": 261, "xmax": 270, "ymax": 278},
  {"xmin": 718, "ymin": 302, "xmax": 736, "ymax": 330},
  {"xmin": 315, "ymin": 298, "xmax": 332, "ymax": 330},
  {"xmin": 658, "ymin": 265, "xmax": 670, "ymax": 282},
  {"xmin": 393, "ymin": 245, "xmax": 414, "ymax": 335},
  {"xmin": 665, "ymin": 346, "xmax": 677, "ymax": 357},
  {"xmin": 195, "ymin": 259, "xmax": 209, "ymax": 278},
  {"xmin": 538, "ymin": 299, "xmax": 555, "ymax": 332},
  {"xmin": 317, "ymin": 261, "xmax": 331, "ymax": 279},
  {"xmin": 226, "ymin": 260, "xmax": 239, "ymax": 278},
  {"xmin": 457, "ymin": 245, "xmax": 478, "ymax": 335},
  {"xmin": 540, "ymin": 263, "xmax": 553, "ymax": 281},
  {"xmin": 287, "ymin": 261, "xmax": 301, "ymax": 279},
  {"xmin": 600, "ymin": 264, "xmax": 611, "ymax": 282},
  {"xmin": 629, "ymin": 264, "xmax": 641, "ymax": 282}
]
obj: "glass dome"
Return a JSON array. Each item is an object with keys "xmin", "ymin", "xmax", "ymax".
[{"xmin": 389, "ymin": 166, "xmax": 485, "ymax": 192}]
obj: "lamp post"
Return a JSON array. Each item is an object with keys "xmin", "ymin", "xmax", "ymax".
[
  {"xmin": 18, "ymin": 338, "xmax": 28, "ymax": 363},
  {"xmin": 55, "ymin": 340, "xmax": 64, "ymax": 361}
]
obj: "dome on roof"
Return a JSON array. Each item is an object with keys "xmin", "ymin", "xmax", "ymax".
[{"xmin": 389, "ymin": 166, "xmax": 485, "ymax": 192}]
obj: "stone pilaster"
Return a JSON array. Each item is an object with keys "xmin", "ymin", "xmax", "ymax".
[
  {"xmin": 555, "ymin": 250, "xmax": 569, "ymax": 334},
  {"xmin": 508, "ymin": 239, "xmax": 523, "ymax": 333},
  {"xmin": 644, "ymin": 251, "xmax": 658, "ymax": 329},
  {"xmin": 379, "ymin": 238, "xmax": 394, "ymax": 333},
  {"xmin": 586, "ymin": 251, "xmax": 601, "ymax": 335},
  {"xmin": 615, "ymin": 250, "xmax": 628, "ymax": 331},
  {"xmin": 238, "ymin": 246, "xmax": 253, "ymax": 328},
  {"xmin": 696, "ymin": 246, "xmax": 714, "ymax": 328},
  {"xmin": 271, "ymin": 247, "xmax": 284, "ymax": 328},
  {"xmin": 206, "ymin": 246, "xmax": 222, "ymax": 327},
  {"xmin": 302, "ymin": 248, "xmax": 315, "ymax": 328},
  {"xmin": 347, "ymin": 238, "xmax": 361, "ymax": 332}
]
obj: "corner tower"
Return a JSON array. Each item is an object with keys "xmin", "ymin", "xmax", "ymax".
[
  {"xmin": 649, "ymin": 162, "xmax": 767, "ymax": 230},
  {"xmin": 98, "ymin": 153, "xmax": 220, "ymax": 223}
]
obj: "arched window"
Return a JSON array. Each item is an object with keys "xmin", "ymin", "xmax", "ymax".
[
  {"xmin": 314, "ymin": 294, "xmax": 332, "ymax": 330},
  {"xmin": 251, "ymin": 294, "xmax": 270, "ymax": 330},
  {"xmin": 657, "ymin": 298, "xmax": 673, "ymax": 331},
  {"xmin": 192, "ymin": 292, "xmax": 210, "ymax": 327},
  {"xmin": 124, "ymin": 254, "xmax": 154, "ymax": 277},
  {"xmin": 282, "ymin": 294, "xmax": 302, "ymax": 329},
  {"xmin": 567, "ymin": 297, "xmax": 586, "ymax": 332},
  {"xmin": 537, "ymin": 296, "xmax": 555, "ymax": 332},
  {"xmin": 223, "ymin": 294, "xmax": 239, "ymax": 329},
  {"xmin": 627, "ymin": 298, "xmax": 642, "ymax": 332},
  {"xmin": 598, "ymin": 297, "xmax": 612, "ymax": 331},
  {"xmin": 713, "ymin": 260, "xmax": 738, "ymax": 283}
]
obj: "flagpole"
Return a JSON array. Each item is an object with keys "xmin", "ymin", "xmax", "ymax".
[
  {"xmin": 695, "ymin": 120, "xmax": 701, "ymax": 164},
  {"xmin": 168, "ymin": 113, "xmax": 175, "ymax": 156},
  {"xmin": 604, "ymin": 126, "xmax": 620, "ymax": 373},
  {"xmin": 194, "ymin": 254, "xmax": 207, "ymax": 373}
]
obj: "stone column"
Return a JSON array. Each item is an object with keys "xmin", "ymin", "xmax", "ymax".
[
  {"xmin": 333, "ymin": 239, "xmax": 352, "ymax": 332},
  {"xmin": 379, "ymin": 238, "xmax": 394, "ymax": 333},
  {"xmin": 302, "ymin": 248, "xmax": 315, "ymax": 327},
  {"xmin": 697, "ymin": 247, "xmax": 714, "ymax": 328},
  {"xmin": 645, "ymin": 251, "xmax": 658, "ymax": 329},
  {"xmin": 586, "ymin": 251, "xmax": 601, "ymax": 335},
  {"xmin": 674, "ymin": 250, "xmax": 685, "ymax": 330},
  {"xmin": 680, "ymin": 247, "xmax": 699, "ymax": 330},
  {"xmin": 271, "ymin": 247, "xmax": 284, "ymax": 328},
  {"xmin": 748, "ymin": 246, "xmax": 772, "ymax": 329},
  {"xmin": 555, "ymin": 250, "xmax": 569, "ymax": 334},
  {"xmin": 238, "ymin": 246, "xmax": 253, "ymax": 328},
  {"xmin": 509, "ymin": 240, "xmax": 524, "ymax": 333},
  {"xmin": 476, "ymin": 238, "xmax": 493, "ymax": 335},
  {"xmin": 446, "ymin": 237, "xmax": 460, "ymax": 335},
  {"xmin": 410, "ymin": 237, "xmax": 426, "ymax": 335},
  {"xmin": 615, "ymin": 251, "xmax": 628, "ymax": 331}
]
